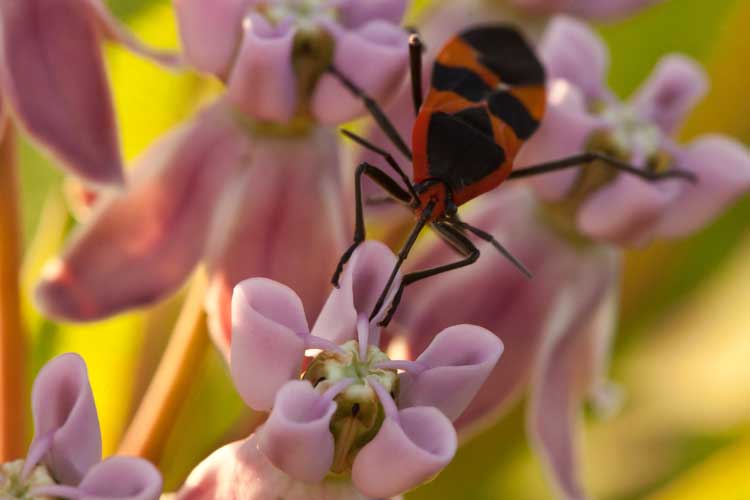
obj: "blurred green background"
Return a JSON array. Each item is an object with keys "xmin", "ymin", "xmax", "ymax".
[{"xmin": 14, "ymin": 0, "xmax": 750, "ymax": 498}]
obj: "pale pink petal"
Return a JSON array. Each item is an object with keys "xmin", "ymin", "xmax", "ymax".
[
  {"xmin": 338, "ymin": 0, "xmax": 408, "ymax": 29},
  {"xmin": 515, "ymin": 80, "xmax": 605, "ymax": 201},
  {"xmin": 528, "ymin": 272, "xmax": 619, "ymax": 500},
  {"xmin": 34, "ymin": 101, "xmax": 247, "ymax": 321},
  {"xmin": 311, "ymin": 241, "xmax": 399, "ymax": 345},
  {"xmin": 0, "ymin": 0, "xmax": 124, "ymax": 185},
  {"xmin": 226, "ymin": 14, "xmax": 298, "ymax": 122},
  {"xmin": 176, "ymin": 437, "xmax": 369, "ymax": 500},
  {"xmin": 174, "ymin": 0, "xmax": 247, "ymax": 76},
  {"xmin": 657, "ymin": 135, "xmax": 750, "ymax": 237},
  {"xmin": 399, "ymin": 325, "xmax": 503, "ymax": 421},
  {"xmin": 576, "ymin": 170, "xmax": 678, "ymax": 246},
  {"xmin": 539, "ymin": 16, "xmax": 608, "ymax": 101},
  {"xmin": 257, "ymin": 381, "xmax": 336, "ymax": 482},
  {"xmin": 30, "ymin": 353, "xmax": 101, "ymax": 486},
  {"xmin": 352, "ymin": 407, "xmax": 456, "ymax": 499},
  {"xmin": 312, "ymin": 20, "xmax": 409, "ymax": 124},
  {"xmin": 76, "ymin": 457, "xmax": 163, "ymax": 500},
  {"xmin": 205, "ymin": 128, "xmax": 345, "ymax": 356},
  {"xmin": 630, "ymin": 55, "xmax": 708, "ymax": 134},
  {"xmin": 230, "ymin": 279, "xmax": 308, "ymax": 411}
]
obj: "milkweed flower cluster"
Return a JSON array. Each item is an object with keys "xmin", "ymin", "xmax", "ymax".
[
  {"xmin": 0, "ymin": 354, "xmax": 161, "ymax": 500},
  {"xmin": 35, "ymin": 0, "xmax": 412, "ymax": 353},
  {"xmin": 7, "ymin": 1, "xmax": 749, "ymax": 500},
  {"xmin": 177, "ymin": 242, "xmax": 503, "ymax": 499}
]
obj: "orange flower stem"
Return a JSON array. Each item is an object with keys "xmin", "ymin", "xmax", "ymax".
[
  {"xmin": 118, "ymin": 269, "xmax": 209, "ymax": 463},
  {"xmin": 0, "ymin": 123, "xmax": 26, "ymax": 460}
]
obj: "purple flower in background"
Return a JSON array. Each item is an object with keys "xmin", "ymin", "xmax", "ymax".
[
  {"xmin": 0, "ymin": 353, "xmax": 161, "ymax": 499},
  {"xmin": 176, "ymin": 242, "xmax": 503, "ymax": 499},
  {"xmin": 35, "ymin": 1, "xmax": 412, "ymax": 355},
  {"xmin": 517, "ymin": 16, "xmax": 750, "ymax": 246},
  {"xmin": 506, "ymin": 0, "xmax": 663, "ymax": 19},
  {"xmin": 0, "ymin": 0, "xmax": 178, "ymax": 186}
]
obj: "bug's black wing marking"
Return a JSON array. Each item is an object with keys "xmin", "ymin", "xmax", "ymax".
[
  {"xmin": 488, "ymin": 91, "xmax": 539, "ymax": 140},
  {"xmin": 431, "ymin": 63, "xmax": 492, "ymax": 102},
  {"xmin": 460, "ymin": 25, "xmax": 545, "ymax": 86},
  {"xmin": 426, "ymin": 110, "xmax": 506, "ymax": 189}
]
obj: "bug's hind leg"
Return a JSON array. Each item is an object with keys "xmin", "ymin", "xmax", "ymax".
[
  {"xmin": 408, "ymin": 30, "xmax": 425, "ymax": 116},
  {"xmin": 332, "ymin": 162, "xmax": 413, "ymax": 287},
  {"xmin": 378, "ymin": 222, "xmax": 479, "ymax": 327},
  {"xmin": 507, "ymin": 152, "xmax": 697, "ymax": 183}
]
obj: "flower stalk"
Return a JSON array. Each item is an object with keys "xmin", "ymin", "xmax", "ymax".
[
  {"xmin": 0, "ymin": 123, "xmax": 26, "ymax": 461},
  {"xmin": 118, "ymin": 269, "xmax": 209, "ymax": 463}
]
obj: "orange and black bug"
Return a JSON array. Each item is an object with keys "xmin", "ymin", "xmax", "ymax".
[{"xmin": 327, "ymin": 25, "xmax": 694, "ymax": 326}]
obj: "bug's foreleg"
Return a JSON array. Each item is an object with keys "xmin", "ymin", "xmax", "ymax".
[
  {"xmin": 332, "ymin": 162, "xmax": 414, "ymax": 287},
  {"xmin": 377, "ymin": 222, "xmax": 479, "ymax": 327}
]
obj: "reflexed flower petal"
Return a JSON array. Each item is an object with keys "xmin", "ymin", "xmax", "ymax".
[
  {"xmin": 656, "ymin": 135, "xmax": 750, "ymax": 236},
  {"xmin": 257, "ymin": 381, "xmax": 336, "ymax": 482},
  {"xmin": 205, "ymin": 128, "xmax": 344, "ymax": 355},
  {"xmin": 174, "ymin": 0, "xmax": 247, "ymax": 76},
  {"xmin": 630, "ymin": 55, "xmax": 708, "ymax": 134},
  {"xmin": 312, "ymin": 20, "xmax": 409, "ymax": 124},
  {"xmin": 576, "ymin": 171, "xmax": 677, "ymax": 246},
  {"xmin": 337, "ymin": 0, "xmax": 408, "ymax": 29},
  {"xmin": 399, "ymin": 325, "xmax": 503, "ymax": 421},
  {"xmin": 77, "ymin": 457, "xmax": 163, "ymax": 500},
  {"xmin": 516, "ymin": 80, "xmax": 605, "ymax": 201},
  {"xmin": 529, "ymin": 277, "xmax": 618, "ymax": 500},
  {"xmin": 230, "ymin": 279, "xmax": 308, "ymax": 411},
  {"xmin": 176, "ymin": 437, "xmax": 370, "ymax": 500},
  {"xmin": 538, "ymin": 16, "xmax": 608, "ymax": 101},
  {"xmin": 31, "ymin": 353, "xmax": 101, "ymax": 486},
  {"xmin": 226, "ymin": 14, "xmax": 298, "ymax": 122},
  {"xmin": 34, "ymin": 101, "xmax": 247, "ymax": 321},
  {"xmin": 311, "ymin": 241, "xmax": 400, "ymax": 345},
  {"xmin": 351, "ymin": 406, "xmax": 456, "ymax": 498},
  {"xmin": 0, "ymin": 0, "xmax": 124, "ymax": 185}
]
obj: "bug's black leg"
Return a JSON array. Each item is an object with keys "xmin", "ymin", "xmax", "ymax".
[
  {"xmin": 332, "ymin": 162, "xmax": 413, "ymax": 287},
  {"xmin": 328, "ymin": 65, "xmax": 413, "ymax": 160},
  {"xmin": 408, "ymin": 32, "xmax": 424, "ymax": 115},
  {"xmin": 369, "ymin": 201, "xmax": 436, "ymax": 322},
  {"xmin": 507, "ymin": 152, "xmax": 697, "ymax": 183},
  {"xmin": 340, "ymin": 128, "xmax": 419, "ymax": 203},
  {"xmin": 378, "ymin": 222, "xmax": 479, "ymax": 327},
  {"xmin": 450, "ymin": 219, "xmax": 533, "ymax": 279}
]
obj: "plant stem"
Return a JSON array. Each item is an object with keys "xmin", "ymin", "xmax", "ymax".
[
  {"xmin": 0, "ymin": 123, "xmax": 26, "ymax": 460},
  {"xmin": 118, "ymin": 269, "xmax": 209, "ymax": 463}
]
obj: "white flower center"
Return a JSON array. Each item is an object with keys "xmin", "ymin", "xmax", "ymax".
[
  {"xmin": 0, "ymin": 461, "xmax": 55, "ymax": 500},
  {"xmin": 260, "ymin": 0, "xmax": 338, "ymax": 27},
  {"xmin": 599, "ymin": 104, "xmax": 663, "ymax": 160}
]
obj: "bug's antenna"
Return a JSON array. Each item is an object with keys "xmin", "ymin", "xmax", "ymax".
[
  {"xmin": 340, "ymin": 129, "xmax": 419, "ymax": 202},
  {"xmin": 453, "ymin": 220, "xmax": 533, "ymax": 279}
]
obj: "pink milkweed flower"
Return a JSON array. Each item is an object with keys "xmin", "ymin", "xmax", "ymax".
[
  {"xmin": 175, "ymin": 0, "xmax": 410, "ymax": 124},
  {"xmin": 175, "ymin": 242, "xmax": 503, "ymax": 500},
  {"xmin": 505, "ymin": 0, "xmax": 664, "ymax": 19},
  {"xmin": 35, "ymin": 1, "xmax": 412, "ymax": 355},
  {"xmin": 0, "ymin": 353, "xmax": 162, "ymax": 499},
  {"xmin": 0, "ymin": 0, "xmax": 179, "ymax": 186},
  {"xmin": 380, "ymin": 15, "xmax": 749, "ymax": 500}
]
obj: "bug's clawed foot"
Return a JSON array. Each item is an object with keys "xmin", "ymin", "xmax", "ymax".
[{"xmin": 331, "ymin": 241, "xmax": 362, "ymax": 288}]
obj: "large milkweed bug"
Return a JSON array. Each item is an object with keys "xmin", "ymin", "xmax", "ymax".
[{"xmin": 327, "ymin": 25, "xmax": 695, "ymax": 327}]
